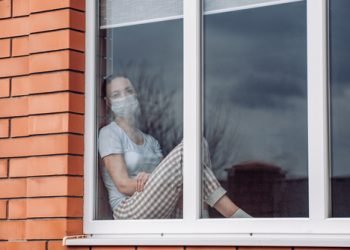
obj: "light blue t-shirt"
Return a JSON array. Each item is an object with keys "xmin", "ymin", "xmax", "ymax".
[{"xmin": 98, "ymin": 121, "xmax": 163, "ymax": 210}]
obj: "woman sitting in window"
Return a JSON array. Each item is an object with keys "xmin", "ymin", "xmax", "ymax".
[{"xmin": 98, "ymin": 74, "xmax": 252, "ymax": 219}]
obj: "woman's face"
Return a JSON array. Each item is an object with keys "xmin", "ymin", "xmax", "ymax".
[{"xmin": 106, "ymin": 77, "xmax": 136, "ymax": 106}]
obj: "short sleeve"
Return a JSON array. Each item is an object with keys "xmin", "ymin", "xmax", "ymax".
[{"xmin": 98, "ymin": 126, "xmax": 125, "ymax": 159}]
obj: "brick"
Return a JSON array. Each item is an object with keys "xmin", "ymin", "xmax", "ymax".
[
  {"xmin": 0, "ymin": 134, "xmax": 83, "ymax": 157},
  {"xmin": 69, "ymin": 51, "xmax": 85, "ymax": 71},
  {"xmin": 0, "ymin": 178, "xmax": 26, "ymax": 198},
  {"xmin": 0, "ymin": 241, "xmax": 46, "ymax": 250},
  {"xmin": 30, "ymin": 0, "xmax": 85, "ymax": 13},
  {"xmin": 11, "ymin": 116, "xmax": 28, "ymax": 136},
  {"xmin": 26, "ymin": 197, "xmax": 83, "ymax": 218},
  {"xmin": 0, "ymin": 220, "xmax": 26, "ymax": 240},
  {"xmin": 38, "ymin": 71, "xmax": 85, "ymax": 93},
  {"xmin": 0, "ymin": 78, "xmax": 10, "ymax": 97},
  {"xmin": 181, "ymin": 248, "xmax": 226, "ymax": 250},
  {"xmin": 48, "ymin": 240, "xmax": 90, "ymax": 250},
  {"xmin": 10, "ymin": 155, "xmax": 83, "ymax": 177},
  {"xmin": 238, "ymin": 248, "xmax": 290, "ymax": 250},
  {"xmin": 1, "ymin": 92, "xmax": 79, "ymax": 119},
  {"xmin": 8, "ymin": 197, "xmax": 82, "ymax": 219},
  {"xmin": 0, "ymin": 56, "xmax": 28, "ymax": 77},
  {"xmin": 0, "ymin": 200, "xmax": 7, "ymax": 219},
  {"xmin": 0, "ymin": 0, "xmax": 11, "ymax": 19},
  {"xmin": 30, "ymin": 9, "xmax": 85, "ymax": 34},
  {"xmin": 12, "ymin": 71, "xmax": 84, "ymax": 96},
  {"xmin": 0, "ymin": 38, "xmax": 10, "ymax": 58},
  {"xmin": 11, "ymin": 116, "xmax": 27, "ymax": 136},
  {"xmin": 13, "ymin": 0, "xmax": 30, "ymax": 17},
  {"xmin": 68, "ymin": 134, "xmax": 84, "ymax": 154},
  {"xmin": 8, "ymin": 198, "xmax": 26, "ymax": 219},
  {"xmin": 28, "ymin": 92, "xmax": 84, "ymax": 115},
  {"xmin": 53, "ymin": 113, "xmax": 84, "ymax": 134},
  {"xmin": 30, "ymin": 29, "xmax": 84, "ymax": 53},
  {"xmin": 92, "ymin": 248, "xmax": 135, "ymax": 250},
  {"xmin": 70, "ymin": 9, "xmax": 85, "ymax": 31},
  {"xmin": 29, "ymin": 50, "xmax": 84, "ymax": 73},
  {"xmin": 12, "ymin": 36, "xmax": 29, "ymax": 56},
  {"xmin": 140, "ymin": 248, "xmax": 184, "ymax": 250},
  {"xmin": 69, "ymin": 113, "xmax": 84, "ymax": 134},
  {"xmin": 11, "ymin": 113, "xmax": 84, "ymax": 137},
  {"xmin": 10, "ymin": 75, "xmax": 29, "ymax": 96},
  {"xmin": 70, "ymin": 29, "xmax": 85, "ymax": 52},
  {"xmin": 0, "ymin": 159, "xmax": 8, "ymax": 177},
  {"xmin": 0, "ymin": 17, "xmax": 29, "ymax": 38},
  {"xmin": 27, "ymin": 176, "xmax": 83, "ymax": 197},
  {"xmin": 0, "ymin": 96, "xmax": 27, "ymax": 117},
  {"xmin": 25, "ymin": 219, "xmax": 82, "ymax": 240},
  {"xmin": 0, "ymin": 119, "xmax": 9, "ymax": 137},
  {"xmin": 67, "ymin": 197, "xmax": 84, "ymax": 217},
  {"xmin": 68, "ymin": 155, "xmax": 84, "ymax": 175},
  {"xmin": 295, "ymin": 248, "xmax": 344, "ymax": 250},
  {"xmin": 69, "ymin": 92, "xmax": 85, "ymax": 114}
]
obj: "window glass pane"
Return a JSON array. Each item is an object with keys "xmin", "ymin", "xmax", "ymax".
[
  {"xmin": 96, "ymin": 1, "xmax": 183, "ymax": 220},
  {"xmin": 201, "ymin": 1, "xmax": 308, "ymax": 218},
  {"xmin": 330, "ymin": 0, "xmax": 350, "ymax": 218}
]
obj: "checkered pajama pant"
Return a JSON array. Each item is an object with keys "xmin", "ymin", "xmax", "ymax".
[{"xmin": 113, "ymin": 140, "xmax": 227, "ymax": 219}]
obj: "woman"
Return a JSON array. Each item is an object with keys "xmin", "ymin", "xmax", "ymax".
[{"xmin": 98, "ymin": 75, "xmax": 251, "ymax": 219}]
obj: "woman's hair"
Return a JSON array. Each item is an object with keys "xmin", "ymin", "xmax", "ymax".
[
  {"xmin": 100, "ymin": 72, "xmax": 127, "ymax": 126},
  {"xmin": 102, "ymin": 72, "xmax": 129, "ymax": 98}
]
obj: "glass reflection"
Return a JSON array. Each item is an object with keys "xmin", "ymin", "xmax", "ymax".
[
  {"xmin": 202, "ymin": 1, "xmax": 308, "ymax": 218},
  {"xmin": 96, "ymin": 19, "xmax": 183, "ymax": 220},
  {"xmin": 330, "ymin": 0, "xmax": 350, "ymax": 217}
]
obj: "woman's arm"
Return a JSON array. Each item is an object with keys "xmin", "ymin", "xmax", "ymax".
[{"xmin": 103, "ymin": 154, "xmax": 149, "ymax": 196}]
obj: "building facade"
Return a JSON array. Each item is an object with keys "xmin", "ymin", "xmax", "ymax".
[{"xmin": 0, "ymin": 0, "xmax": 349, "ymax": 249}]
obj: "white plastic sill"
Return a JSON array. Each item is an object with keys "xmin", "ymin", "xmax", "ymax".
[{"xmin": 63, "ymin": 233, "xmax": 350, "ymax": 247}]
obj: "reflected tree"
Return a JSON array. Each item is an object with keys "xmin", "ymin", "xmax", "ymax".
[
  {"xmin": 204, "ymin": 105, "xmax": 244, "ymax": 179},
  {"xmin": 111, "ymin": 62, "xmax": 244, "ymax": 178},
  {"xmin": 117, "ymin": 62, "xmax": 183, "ymax": 156}
]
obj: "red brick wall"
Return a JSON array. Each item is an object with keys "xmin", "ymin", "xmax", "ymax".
[
  {"xmin": 0, "ymin": 0, "xmax": 86, "ymax": 249},
  {"xmin": 0, "ymin": 0, "xmax": 344, "ymax": 250}
]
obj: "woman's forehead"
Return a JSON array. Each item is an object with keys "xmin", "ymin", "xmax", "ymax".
[{"xmin": 107, "ymin": 77, "xmax": 134, "ymax": 93}]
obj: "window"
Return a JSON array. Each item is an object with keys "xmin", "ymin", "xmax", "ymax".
[
  {"xmin": 329, "ymin": 0, "xmax": 350, "ymax": 218},
  {"xmin": 95, "ymin": 0, "xmax": 184, "ymax": 220},
  {"xmin": 64, "ymin": 0, "xmax": 350, "ymax": 246},
  {"xmin": 202, "ymin": 0, "xmax": 308, "ymax": 218}
]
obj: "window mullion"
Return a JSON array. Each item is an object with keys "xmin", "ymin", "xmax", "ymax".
[
  {"xmin": 307, "ymin": 0, "xmax": 329, "ymax": 221},
  {"xmin": 183, "ymin": 0, "xmax": 202, "ymax": 222}
]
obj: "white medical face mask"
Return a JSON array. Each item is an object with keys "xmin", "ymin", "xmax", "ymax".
[{"xmin": 109, "ymin": 94, "xmax": 140, "ymax": 118}]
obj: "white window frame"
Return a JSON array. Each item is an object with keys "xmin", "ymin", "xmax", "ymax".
[{"xmin": 64, "ymin": 0, "xmax": 350, "ymax": 247}]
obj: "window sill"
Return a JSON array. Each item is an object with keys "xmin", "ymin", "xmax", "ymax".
[{"xmin": 63, "ymin": 233, "xmax": 350, "ymax": 247}]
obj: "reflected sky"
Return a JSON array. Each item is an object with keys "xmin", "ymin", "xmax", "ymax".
[
  {"xmin": 111, "ymin": 20, "xmax": 183, "ymax": 91},
  {"xmin": 330, "ymin": 0, "xmax": 350, "ymax": 177},
  {"xmin": 204, "ymin": 1, "xmax": 308, "ymax": 179}
]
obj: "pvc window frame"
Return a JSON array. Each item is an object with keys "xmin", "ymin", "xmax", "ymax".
[{"xmin": 64, "ymin": 0, "xmax": 350, "ymax": 247}]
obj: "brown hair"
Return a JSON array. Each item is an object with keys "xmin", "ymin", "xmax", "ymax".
[{"xmin": 101, "ymin": 71, "xmax": 129, "ymax": 98}]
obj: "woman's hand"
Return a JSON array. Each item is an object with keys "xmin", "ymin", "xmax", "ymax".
[
  {"xmin": 135, "ymin": 172, "xmax": 150, "ymax": 192},
  {"xmin": 103, "ymin": 155, "xmax": 152, "ymax": 194}
]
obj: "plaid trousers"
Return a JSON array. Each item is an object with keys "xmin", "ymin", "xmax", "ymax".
[{"xmin": 113, "ymin": 140, "xmax": 227, "ymax": 219}]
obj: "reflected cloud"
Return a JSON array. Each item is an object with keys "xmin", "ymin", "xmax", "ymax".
[{"xmin": 204, "ymin": 1, "xmax": 308, "ymax": 179}]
